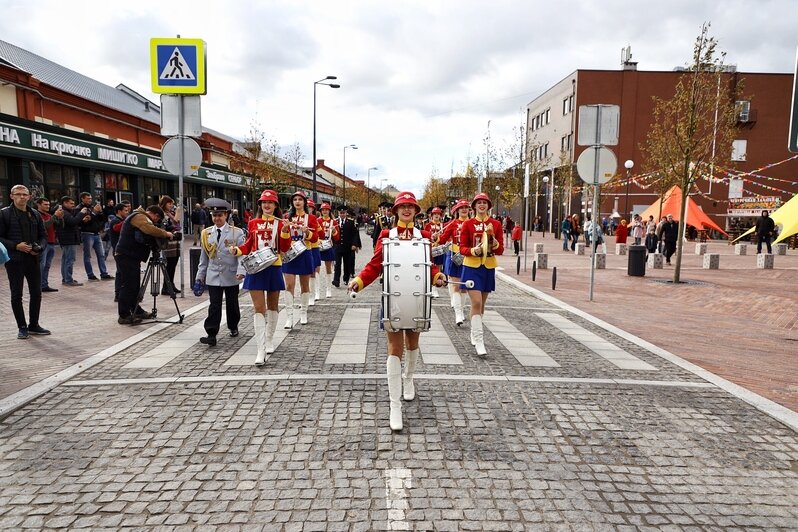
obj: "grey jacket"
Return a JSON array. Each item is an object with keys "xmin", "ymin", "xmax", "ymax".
[{"xmin": 196, "ymin": 223, "xmax": 245, "ymax": 287}]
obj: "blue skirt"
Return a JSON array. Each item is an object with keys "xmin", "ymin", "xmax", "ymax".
[
  {"xmin": 243, "ymin": 264, "xmax": 285, "ymax": 292},
  {"xmin": 444, "ymin": 252, "xmax": 463, "ymax": 278},
  {"xmin": 461, "ymin": 264, "xmax": 495, "ymax": 292},
  {"xmin": 320, "ymin": 247, "xmax": 336, "ymax": 262},
  {"xmin": 282, "ymin": 249, "xmax": 314, "ymax": 275},
  {"xmin": 311, "ymin": 248, "xmax": 322, "ymax": 269},
  {"xmin": 433, "ymin": 254, "xmax": 445, "ymax": 266}
]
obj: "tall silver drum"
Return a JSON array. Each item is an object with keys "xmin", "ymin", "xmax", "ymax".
[{"xmin": 381, "ymin": 238, "xmax": 432, "ymax": 332}]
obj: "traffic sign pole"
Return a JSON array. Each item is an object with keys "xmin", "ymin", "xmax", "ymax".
[
  {"xmin": 588, "ymin": 107, "xmax": 603, "ymax": 302},
  {"xmin": 177, "ymin": 94, "xmax": 185, "ymax": 298}
]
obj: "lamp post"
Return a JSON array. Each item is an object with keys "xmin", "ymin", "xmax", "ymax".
[
  {"xmin": 342, "ymin": 144, "xmax": 357, "ymax": 206},
  {"xmin": 380, "ymin": 178, "xmax": 388, "ymax": 204},
  {"xmin": 312, "ymin": 75, "xmax": 340, "ymax": 203},
  {"xmin": 494, "ymin": 185, "xmax": 501, "ymax": 217},
  {"xmin": 624, "ymin": 159, "xmax": 634, "ymax": 219},
  {"xmin": 367, "ymin": 166, "xmax": 378, "ymax": 213},
  {"xmin": 542, "ymin": 175, "xmax": 549, "ymax": 238}
]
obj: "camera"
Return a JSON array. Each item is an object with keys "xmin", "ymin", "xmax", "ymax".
[
  {"xmin": 171, "ymin": 231, "xmax": 183, "ymax": 242},
  {"xmin": 30, "ymin": 242, "xmax": 43, "ymax": 253}
]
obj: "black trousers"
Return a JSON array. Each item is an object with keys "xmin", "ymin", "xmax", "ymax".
[
  {"xmin": 204, "ymin": 285, "xmax": 240, "ymax": 336},
  {"xmin": 116, "ymin": 254, "xmax": 142, "ymax": 318},
  {"xmin": 5, "ymin": 254, "xmax": 42, "ymax": 328},
  {"xmin": 663, "ymin": 240, "xmax": 677, "ymax": 261},
  {"xmin": 333, "ymin": 247, "xmax": 354, "ymax": 284}
]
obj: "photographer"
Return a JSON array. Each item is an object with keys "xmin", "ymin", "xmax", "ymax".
[
  {"xmin": 114, "ymin": 205, "xmax": 173, "ymax": 324},
  {"xmin": 0, "ymin": 185, "xmax": 50, "ymax": 339},
  {"xmin": 78, "ymin": 191, "xmax": 113, "ymax": 281}
]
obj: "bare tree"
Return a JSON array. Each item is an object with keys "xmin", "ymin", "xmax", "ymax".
[{"xmin": 643, "ymin": 23, "xmax": 741, "ymax": 282}]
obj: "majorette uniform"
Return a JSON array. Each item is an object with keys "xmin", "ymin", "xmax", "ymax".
[
  {"xmin": 306, "ymin": 200, "xmax": 322, "ymax": 303},
  {"xmin": 352, "ymin": 190, "xmax": 446, "ymax": 432},
  {"xmin": 318, "ymin": 212, "xmax": 340, "ymax": 298},
  {"xmin": 459, "ymin": 192, "xmax": 503, "ymax": 357},
  {"xmin": 437, "ymin": 200, "xmax": 471, "ymax": 325}
]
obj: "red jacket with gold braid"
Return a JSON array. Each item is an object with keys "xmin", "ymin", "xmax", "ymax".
[
  {"xmin": 438, "ymin": 217, "xmax": 469, "ymax": 253},
  {"xmin": 319, "ymin": 216, "xmax": 340, "ymax": 243},
  {"xmin": 458, "ymin": 215, "xmax": 504, "ymax": 269},
  {"xmin": 285, "ymin": 212, "xmax": 320, "ymax": 248},
  {"xmin": 234, "ymin": 216, "xmax": 292, "ymax": 266},
  {"xmin": 353, "ymin": 221, "xmax": 445, "ymax": 292},
  {"xmin": 423, "ymin": 220, "xmax": 443, "ymax": 244}
]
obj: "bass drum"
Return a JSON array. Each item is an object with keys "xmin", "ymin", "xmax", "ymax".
[{"xmin": 381, "ymin": 238, "xmax": 432, "ymax": 332}]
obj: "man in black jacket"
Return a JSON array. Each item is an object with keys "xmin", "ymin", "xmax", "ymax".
[
  {"xmin": 0, "ymin": 185, "xmax": 50, "ymax": 339},
  {"xmin": 661, "ymin": 214, "xmax": 680, "ymax": 265},
  {"xmin": 332, "ymin": 206, "xmax": 360, "ymax": 287},
  {"xmin": 78, "ymin": 192, "xmax": 113, "ymax": 281},
  {"xmin": 115, "ymin": 205, "xmax": 173, "ymax": 324},
  {"xmin": 54, "ymin": 196, "xmax": 84, "ymax": 286},
  {"xmin": 754, "ymin": 210, "xmax": 776, "ymax": 254}
]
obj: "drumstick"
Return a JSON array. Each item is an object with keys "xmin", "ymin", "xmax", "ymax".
[
  {"xmin": 348, "ymin": 290, "xmax": 358, "ymax": 300},
  {"xmin": 446, "ymin": 280, "xmax": 475, "ymax": 289}
]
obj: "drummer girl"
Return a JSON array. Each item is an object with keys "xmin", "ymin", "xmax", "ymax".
[
  {"xmin": 282, "ymin": 191, "xmax": 319, "ymax": 328},
  {"xmin": 423, "ymin": 206, "xmax": 445, "ymax": 298},
  {"xmin": 306, "ymin": 199, "xmax": 322, "ymax": 305},
  {"xmin": 231, "ymin": 189, "xmax": 291, "ymax": 365},
  {"xmin": 437, "ymin": 199, "xmax": 471, "ymax": 326},
  {"xmin": 348, "ymin": 192, "xmax": 446, "ymax": 431},
  {"xmin": 317, "ymin": 202, "xmax": 340, "ymax": 298},
  {"xmin": 459, "ymin": 192, "xmax": 503, "ymax": 357}
]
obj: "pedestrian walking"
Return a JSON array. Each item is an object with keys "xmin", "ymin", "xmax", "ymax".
[
  {"xmin": 459, "ymin": 192, "xmax": 504, "ymax": 357},
  {"xmin": 332, "ymin": 206, "xmax": 358, "ymax": 287},
  {"xmin": 754, "ymin": 210, "xmax": 776, "ymax": 254},
  {"xmin": 196, "ymin": 201, "xmax": 245, "ymax": 347},
  {"xmin": 231, "ymin": 190, "xmax": 291, "ymax": 365},
  {"xmin": 661, "ymin": 214, "xmax": 679, "ymax": 264},
  {"xmin": 560, "ymin": 216, "xmax": 571, "ymax": 251},
  {"xmin": 348, "ymin": 191, "xmax": 446, "ymax": 431}
]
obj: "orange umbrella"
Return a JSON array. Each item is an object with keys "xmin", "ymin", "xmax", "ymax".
[{"xmin": 638, "ymin": 186, "xmax": 727, "ymax": 235}]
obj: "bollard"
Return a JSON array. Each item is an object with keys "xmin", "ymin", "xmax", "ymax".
[
  {"xmin": 552, "ymin": 266, "xmax": 557, "ymax": 290},
  {"xmin": 516, "ymin": 255, "xmax": 521, "ymax": 275},
  {"xmin": 532, "ymin": 260, "xmax": 537, "ymax": 281}
]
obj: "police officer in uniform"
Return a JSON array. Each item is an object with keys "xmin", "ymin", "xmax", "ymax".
[{"xmin": 195, "ymin": 200, "xmax": 246, "ymax": 346}]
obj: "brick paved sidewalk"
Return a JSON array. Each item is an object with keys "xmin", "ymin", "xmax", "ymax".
[{"xmin": 497, "ymin": 231, "xmax": 798, "ymax": 412}]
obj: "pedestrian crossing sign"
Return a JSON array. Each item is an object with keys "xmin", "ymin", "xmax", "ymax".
[{"xmin": 150, "ymin": 38, "xmax": 206, "ymax": 94}]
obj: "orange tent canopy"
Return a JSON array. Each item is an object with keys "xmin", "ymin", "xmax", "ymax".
[{"xmin": 638, "ymin": 186, "xmax": 728, "ymax": 235}]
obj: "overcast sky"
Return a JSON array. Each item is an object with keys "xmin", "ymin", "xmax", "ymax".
[{"xmin": 1, "ymin": 0, "xmax": 796, "ymax": 196}]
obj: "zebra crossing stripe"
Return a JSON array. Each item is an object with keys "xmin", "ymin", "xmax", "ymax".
[
  {"xmin": 325, "ymin": 308, "xmax": 371, "ymax": 364},
  {"xmin": 535, "ymin": 312, "xmax": 657, "ymax": 371},
  {"xmin": 224, "ymin": 308, "xmax": 299, "ymax": 366},
  {"xmin": 124, "ymin": 312, "xmax": 225, "ymax": 369},
  {"xmin": 419, "ymin": 310, "xmax": 463, "ymax": 365},
  {"xmin": 482, "ymin": 310, "xmax": 560, "ymax": 367}
]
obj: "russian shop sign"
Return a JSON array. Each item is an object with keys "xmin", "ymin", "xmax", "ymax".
[
  {"xmin": 0, "ymin": 121, "xmax": 243, "ymax": 186},
  {"xmin": 727, "ymin": 196, "xmax": 782, "ymax": 216}
]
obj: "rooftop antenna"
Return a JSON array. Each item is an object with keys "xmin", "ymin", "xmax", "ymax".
[{"xmin": 621, "ymin": 45, "xmax": 638, "ymax": 71}]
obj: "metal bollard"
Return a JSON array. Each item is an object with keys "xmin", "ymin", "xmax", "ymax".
[
  {"xmin": 516, "ymin": 255, "xmax": 521, "ymax": 275},
  {"xmin": 552, "ymin": 266, "xmax": 557, "ymax": 290},
  {"xmin": 532, "ymin": 260, "xmax": 537, "ymax": 281}
]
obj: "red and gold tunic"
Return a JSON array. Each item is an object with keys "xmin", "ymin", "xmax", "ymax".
[
  {"xmin": 459, "ymin": 215, "xmax": 503, "ymax": 269},
  {"xmin": 438, "ymin": 216, "xmax": 469, "ymax": 253},
  {"xmin": 353, "ymin": 221, "xmax": 445, "ymax": 292},
  {"xmin": 423, "ymin": 220, "xmax": 443, "ymax": 245},
  {"xmin": 285, "ymin": 212, "xmax": 320, "ymax": 248},
  {"xmin": 234, "ymin": 215, "xmax": 292, "ymax": 265},
  {"xmin": 319, "ymin": 215, "xmax": 340, "ymax": 243}
]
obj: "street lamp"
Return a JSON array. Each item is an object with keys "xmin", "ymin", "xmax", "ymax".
[
  {"xmin": 367, "ymin": 166, "xmax": 378, "ymax": 213},
  {"xmin": 312, "ymin": 75, "xmax": 340, "ymax": 203},
  {"xmin": 494, "ymin": 185, "xmax": 501, "ymax": 217},
  {"xmin": 624, "ymin": 159, "xmax": 634, "ymax": 220},
  {"xmin": 380, "ymin": 178, "xmax": 388, "ymax": 203},
  {"xmin": 342, "ymin": 144, "xmax": 357, "ymax": 206},
  {"xmin": 542, "ymin": 175, "xmax": 549, "ymax": 237}
]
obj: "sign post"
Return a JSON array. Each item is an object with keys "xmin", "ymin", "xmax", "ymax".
[
  {"xmin": 789, "ymin": 47, "xmax": 798, "ymax": 153},
  {"xmin": 151, "ymin": 37, "xmax": 207, "ymax": 298}
]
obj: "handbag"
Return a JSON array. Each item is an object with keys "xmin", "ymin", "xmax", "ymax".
[{"xmin": 0, "ymin": 241, "xmax": 9, "ymax": 265}]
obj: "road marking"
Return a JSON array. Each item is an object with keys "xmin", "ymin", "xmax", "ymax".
[
  {"xmin": 325, "ymin": 308, "xmax": 371, "ymax": 364},
  {"xmin": 63, "ymin": 374, "xmax": 712, "ymax": 388},
  {"xmin": 384, "ymin": 468, "xmax": 412, "ymax": 531},
  {"xmin": 483, "ymin": 310, "xmax": 560, "ymax": 367},
  {"xmin": 536, "ymin": 312, "xmax": 658, "ymax": 371},
  {"xmin": 419, "ymin": 310, "xmax": 463, "ymax": 365},
  {"xmin": 223, "ymin": 309, "xmax": 299, "ymax": 366},
  {"xmin": 123, "ymin": 312, "xmax": 225, "ymax": 369}
]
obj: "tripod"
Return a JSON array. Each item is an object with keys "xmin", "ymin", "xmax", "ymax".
[{"xmin": 137, "ymin": 252, "xmax": 184, "ymax": 323}]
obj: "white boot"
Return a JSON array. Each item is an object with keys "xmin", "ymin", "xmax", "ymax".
[
  {"xmin": 325, "ymin": 274, "xmax": 332, "ymax": 298},
  {"xmin": 314, "ymin": 274, "xmax": 321, "ymax": 301},
  {"xmin": 283, "ymin": 293, "xmax": 294, "ymax": 329},
  {"xmin": 453, "ymin": 294, "xmax": 465, "ymax": 326},
  {"xmin": 300, "ymin": 292, "xmax": 310, "ymax": 324},
  {"xmin": 387, "ymin": 355, "xmax": 403, "ymax": 431},
  {"xmin": 254, "ymin": 313, "xmax": 267, "ymax": 366},
  {"xmin": 402, "ymin": 349, "xmax": 419, "ymax": 401},
  {"xmin": 470, "ymin": 315, "xmax": 476, "ymax": 346},
  {"xmin": 265, "ymin": 310, "xmax": 279, "ymax": 354},
  {"xmin": 472, "ymin": 314, "xmax": 487, "ymax": 356},
  {"xmin": 461, "ymin": 292, "xmax": 469, "ymax": 313},
  {"xmin": 308, "ymin": 278, "xmax": 316, "ymax": 306},
  {"xmin": 431, "ymin": 285, "xmax": 439, "ymax": 299},
  {"xmin": 448, "ymin": 283, "xmax": 456, "ymax": 308}
]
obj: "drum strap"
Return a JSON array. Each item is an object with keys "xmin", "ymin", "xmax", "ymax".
[{"xmin": 389, "ymin": 227, "xmax": 421, "ymax": 240}]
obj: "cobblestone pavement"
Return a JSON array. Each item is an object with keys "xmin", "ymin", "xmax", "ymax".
[{"xmin": 0, "ymin": 233, "xmax": 796, "ymax": 529}]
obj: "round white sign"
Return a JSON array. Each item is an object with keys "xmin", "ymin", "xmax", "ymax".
[
  {"xmin": 161, "ymin": 137, "xmax": 202, "ymax": 176},
  {"xmin": 576, "ymin": 146, "xmax": 618, "ymax": 185}
]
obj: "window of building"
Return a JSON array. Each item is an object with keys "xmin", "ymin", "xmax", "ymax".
[
  {"xmin": 736, "ymin": 100, "xmax": 751, "ymax": 122},
  {"xmin": 545, "ymin": 108, "xmax": 550, "ymax": 124},
  {"xmin": 561, "ymin": 135, "xmax": 568, "ymax": 152},
  {"xmin": 563, "ymin": 98, "xmax": 569, "ymax": 115},
  {"xmin": 731, "ymin": 139, "xmax": 747, "ymax": 161}
]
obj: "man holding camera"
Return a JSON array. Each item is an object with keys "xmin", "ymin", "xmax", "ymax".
[
  {"xmin": 0, "ymin": 185, "xmax": 51, "ymax": 339},
  {"xmin": 78, "ymin": 191, "xmax": 113, "ymax": 282},
  {"xmin": 114, "ymin": 205, "xmax": 173, "ymax": 324}
]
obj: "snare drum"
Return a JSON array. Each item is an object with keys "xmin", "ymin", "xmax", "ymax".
[
  {"xmin": 319, "ymin": 239, "xmax": 334, "ymax": 251},
  {"xmin": 241, "ymin": 247, "xmax": 277, "ymax": 275},
  {"xmin": 450, "ymin": 252, "xmax": 464, "ymax": 266},
  {"xmin": 282, "ymin": 240, "xmax": 308, "ymax": 263},
  {"xmin": 431, "ymin": 242, "xmax": 451, "ymax": 257},
  {"xmin": 381, "ymin": 238, "xmax": 432, "ymax": 332}
]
